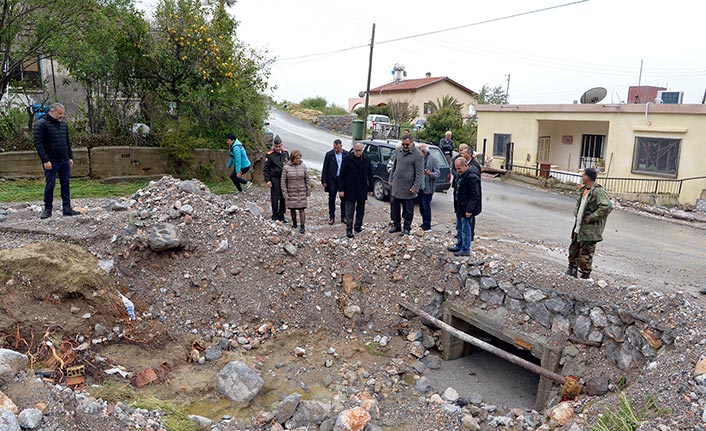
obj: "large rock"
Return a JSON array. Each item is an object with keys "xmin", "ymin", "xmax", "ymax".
[
  {"xmin": 0, "ymin": 390, "xmax": 18, "ymax": 414},
  {"xmin": 0, "ymin": 350, "xmax": 28, "ymax": 385},
  {"xmin": 589, "ymin": 307, "xmax": 608, "ymax": 329},
  {"xmin": 333, "ymin": 407, "xmax": 371, "ymax": 431},
  {"xmin": 274, "ymin": 393, "xmax": 302, "ymax": 424},
  {"xmin": 292, "ymin": 400, "xmax": 332, "ymax": 427},
  {"xmin": 177, "ymin": 180, "xmax": 204, "ymax": 194},
  {"xmin": 573, "ymin": 316, "xmax": 592, "ymax": 340},
  {"xmin": 461, "ymin": 414, "xmax": 481, "ymax": 431},
  {"xmin": 215, "ymin": 361, "xmax": 264, "ymax": 404},
  {"xmin": 479, "ymin": 289, "xmax": 504, "ymax": 305},
  {"xmin": 523, "ymin": 288, "xmax": 547, "ymax": 303},
  {"xmin": 526, "ymin": 302, "xmax": 552, "ymax": 329},
  {"xmin": 464, "ymin": 278, "xmax": 480, "ymax": 296},
  {"xmin": 548, "ymin": 401, "xmax": 575, "ymax": 426},
  {"xmin": 479, "ymin": 277, "xmax": 497, "ymax": 290},
  {"xmin": 17, "ymin": 409, "xmax": 42, "ymax": 430},
  {"xmin": 498, "ymin": 281, "xmax": 523, "ymax": 300},
  {"xmin": 545, "ymin": 296, "xmax": 573, "ymax": 315},
  {"xmin": 0, "ymin": 410, "xmax": 20, "ymax": 431},
  {"xmin": 147, "ymin": 223, "xmax": 184, "ymax": 252}
]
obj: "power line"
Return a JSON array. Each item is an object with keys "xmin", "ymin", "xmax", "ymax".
[{"xmin": 275, "ymin": 0, "xmax": 589, "ymax": 62}]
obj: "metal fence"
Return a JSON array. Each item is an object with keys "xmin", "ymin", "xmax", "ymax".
[{"xmin": 507, "ymin": 164, "xmax": 704, "ymax": 196}]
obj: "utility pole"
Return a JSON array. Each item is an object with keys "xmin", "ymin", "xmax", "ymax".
[
  {"xmin": 363, "ymin": 23, "xmax": 376, "ymax": 140},
  {"xmin": 701, "ymin": 88, "xmax": 706, "ymax": 104},
  {"xmin": 636, "ymin": 59, "xmax": 643, "ymax": 103},
  {"xmin": 505, "ymin": 73, "xmax": 511, "ymax": 101}
]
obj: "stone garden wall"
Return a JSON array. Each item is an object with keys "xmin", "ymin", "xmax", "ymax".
[
  {"xmin": 450, "ymin": 262, "xmax": 673, "ymax": 371},
  {"xmin": 313, "ymin": 115, "xmax": 355, "ymax": 136}
]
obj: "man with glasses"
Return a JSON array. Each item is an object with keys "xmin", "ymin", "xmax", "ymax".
[
  {"xmin": 388, "ymin": 134, "xmax": 424, "ymax": 236},
  {"xmin": 338, "ymin": 142, "xmax": 374, "ymax": 238}
]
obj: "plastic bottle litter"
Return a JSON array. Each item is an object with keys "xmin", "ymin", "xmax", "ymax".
[{"xmin": 118, "ymin": 291, "xmax": 136, "ymax": 320}]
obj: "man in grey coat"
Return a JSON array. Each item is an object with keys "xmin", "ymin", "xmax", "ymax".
[{"xmin": 388, "ymin": 134, "xmax": 424, "ymax": 236}]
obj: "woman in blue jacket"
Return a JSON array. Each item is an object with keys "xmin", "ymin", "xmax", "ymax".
[{"xmin": 227, "ymin": 133, "xmax": 252, "ymax": 192}]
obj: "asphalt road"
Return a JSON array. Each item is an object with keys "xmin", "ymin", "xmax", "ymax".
[
  {"xmin": 268, "ymin": 110, "xmax": 352, "ymax": 172},
  {"xmin": 268, "ymin": 110, "xmax": 706, "ymax": 293}
]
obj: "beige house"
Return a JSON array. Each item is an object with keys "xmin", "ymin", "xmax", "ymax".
[
  {"xmin": 349, "ymin": 75, "xmax": 478, "ymax": 121},
  {"xmin": 476, "ymin": 103, "xmax": 706, "ymax": 206}
]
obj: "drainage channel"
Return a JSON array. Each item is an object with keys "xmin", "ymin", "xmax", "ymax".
[{"xmin": 403, "ymin": 300, "xmax": 564, "ymax": 412}]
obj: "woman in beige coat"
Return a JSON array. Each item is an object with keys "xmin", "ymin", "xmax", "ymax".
[{"xmin": 281, "ymin": 150, "xmax": 310, "ymax": 233}]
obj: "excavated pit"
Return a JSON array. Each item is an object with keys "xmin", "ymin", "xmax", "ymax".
[{"xmin": 439, "ymin": 303, "xmax": 562, "ymax": 411}]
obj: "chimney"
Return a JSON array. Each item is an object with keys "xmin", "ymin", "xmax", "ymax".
[{"xmin": 425, "ymin": 72, "xmax": 432, "ymax": 78}]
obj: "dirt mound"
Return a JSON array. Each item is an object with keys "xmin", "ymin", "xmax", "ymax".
[{"xmin": 0, "ymin": 241, "xmax": 110, "ymax": 300}]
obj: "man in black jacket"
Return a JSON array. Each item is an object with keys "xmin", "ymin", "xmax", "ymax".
[
  {"xmin": 33, "ymin": 103, "xmax": 80, "ymax": 219},
  {"xmin": 438, "ymin": 131, "xmax": 455, "ymax": 165},
  {"xmin": 321, "ymin": 139, "xmax": 348, "ymax": 225},
  {"xmin": 338, "ymin": 142, "xmax": 373, "ymax": 238},
  {"xmin": 263, "ymin": 135, "xmax": 289, "ymax": 221},
  {"xmin": 447, "ymin": 158, "xmax": 481, "ymax": 256}
]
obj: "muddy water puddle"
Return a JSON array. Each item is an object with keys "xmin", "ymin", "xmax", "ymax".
[{"xmin": 95, "ymin": 330, "xmax": 396, "ymax": 422}]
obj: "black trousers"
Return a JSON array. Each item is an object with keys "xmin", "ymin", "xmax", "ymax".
[
  {"xmin": 270, "ymin": 177, "xmax": 286, "ymax": 219},
  {"xmin": 345, "ymin": 200, "xmax": 366, "ymax": 230},
  {"xmin": 44, "ymin": 160, "xmax": 71, "ymax": 210},
  {"xmin": 390, "ymin": 197, "xmax": 415, "ymax": 231},
  {"xmin": 327, "ymin": 182, "xmax": 344, "ymax": 220},
  {"xmin": 230, "ymin": 165, "xmax": 250, "ymax": 192}
]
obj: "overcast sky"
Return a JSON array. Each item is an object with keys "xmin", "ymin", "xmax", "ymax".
[{"xmin": 136, "ymin": 0, "xmax": 706, "ymax": 107}]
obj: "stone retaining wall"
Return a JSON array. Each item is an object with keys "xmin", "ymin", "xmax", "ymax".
[
  {"xmin": 449, "ymin": 262, "xmax": 673, "ymax": 372},
  {"xmin": 313, "ymin": 115, "xmax": 355, "ymax": 135},
  {"xmin": 0, "ymin": 147, "xmax": 239, "ymax": 181},
  {"xmin": 0, "ymin": 149, "xmax": 90, "ymax": 178}
]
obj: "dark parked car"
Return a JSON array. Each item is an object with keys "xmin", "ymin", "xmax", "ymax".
[
  {"xmin": 263, "ymin": 122, "xmax": 274, "ymax": 145},
  {"xmin": 361, "ymin": 139, "xmax": 451, "ymax": 201}
]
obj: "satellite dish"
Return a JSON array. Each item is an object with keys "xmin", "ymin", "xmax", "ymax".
[{"xmin": 580, "ymin": 87, "xmax": 607, "ymax": 104}]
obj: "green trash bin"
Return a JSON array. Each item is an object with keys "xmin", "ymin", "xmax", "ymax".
[{"xmin": 351, "ymin": 119, "xmax": 364, "ymax": 140}]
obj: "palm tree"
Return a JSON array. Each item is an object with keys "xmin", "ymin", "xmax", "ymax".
[{"xmin": 426, "ymin": 95, "xmax": 464, "ymax": 114}]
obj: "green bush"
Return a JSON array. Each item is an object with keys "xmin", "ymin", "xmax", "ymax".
[
  {"xmin": 300, "ymin": 96, "xmax": 328, "ymax": 111},
  {"xmin": 0, "ymin": 108, "xmax": 28, "ymax": 137},
  {"xmin": 158, "ymin": 119, "xmax": 210, "ymax": 178},
  {"xmin": 418, "ymin": 106, "xmax": 475, "ymax": 148}
]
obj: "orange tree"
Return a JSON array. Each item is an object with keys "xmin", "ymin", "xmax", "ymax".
[{"xmin": 146, "ymin": 0, "xmax": 270, "ymax": 151}]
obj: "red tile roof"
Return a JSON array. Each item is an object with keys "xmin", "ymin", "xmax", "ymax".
[{"xmin": 369, "ymin": 77, "xmax": 477, "ymax": 96}]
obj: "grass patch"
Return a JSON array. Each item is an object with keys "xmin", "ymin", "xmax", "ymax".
[
  {"xmin": 0, "ymin": 178, "xmax": 237, "ymax": 202},
  {"xmin": 592, "ymin": 393, "xmax": 670, "ymax": 431},
  {"xmin": 0, "ymin": 178, "xmax": 149, "ymax": 202},
  {"xmin": 363, "ymin": 341, "xmax": 388, "ymax": 357},
  {"xmin": 132, "ymin": 397, "xmax": 197, "ymax": 431},
  {"xmin": 88, "ymin": 381, "xmax": 197, "ymax": 431},
  {"xmin": 88, "ymin": 380, "xmax": 136, "ymax": 404}
]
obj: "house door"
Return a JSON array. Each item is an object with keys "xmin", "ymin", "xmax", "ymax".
[{"xmin": 537, "ymin": 136, "xmax": 551, "ymax": 163}]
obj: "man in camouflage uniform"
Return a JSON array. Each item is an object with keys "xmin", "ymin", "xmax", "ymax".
[{"xmin": 567, "ymin": 168, "xmax": 612, "ymax": 280}]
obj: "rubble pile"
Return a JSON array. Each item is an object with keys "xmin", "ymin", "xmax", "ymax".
[{"xmin": 0, "ymin": 175, "xmax": 704, "ymax": 430}]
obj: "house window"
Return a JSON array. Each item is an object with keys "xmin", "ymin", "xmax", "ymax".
[
  {"xmin": 632, "ymin": 136, "xmax": 681, "ymax": 178},
  {"xmin": 580, "ymin": 134, "xmax": 606, "ymax": 169},
  {"xmin": 493, "ymin": 133, "xmax": 511, "ymax": 157},
  {"xmin": 423, "ymin": 102, "xmax": 433, "ymax": 115},
  {"xmin": 9, "ymin": 58, "xmax": 42, "ymax": 90}
]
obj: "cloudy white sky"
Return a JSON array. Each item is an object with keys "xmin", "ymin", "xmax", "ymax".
[{"xmin": 137, "ymin": 0, "xmax": 706, "ymax": 107}]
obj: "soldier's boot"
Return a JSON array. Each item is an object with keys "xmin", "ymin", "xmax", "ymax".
[
  {"xmin": 565, "ymin": 266, "xmax": 578, "ymax": 278},
  {"xmin": 580, "ymin": 271, "xmax": 592, "ymax": 280}
]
